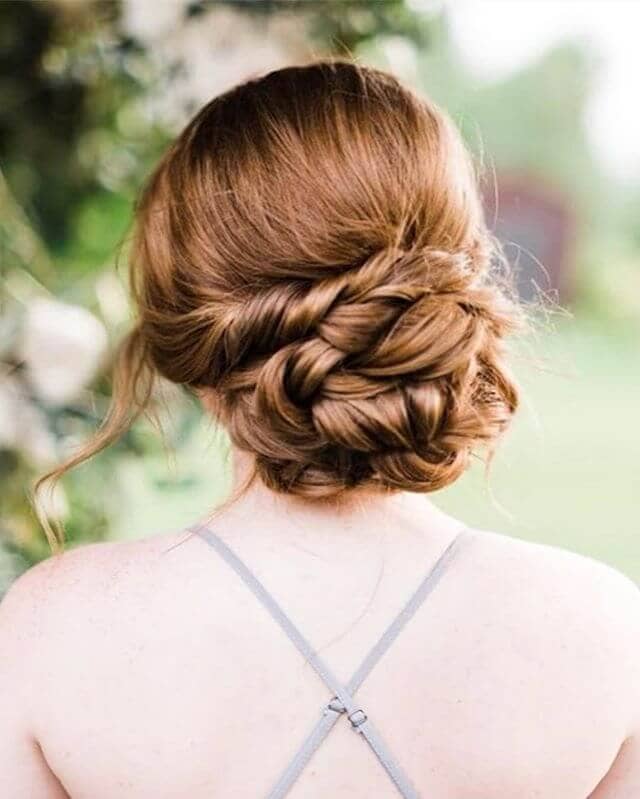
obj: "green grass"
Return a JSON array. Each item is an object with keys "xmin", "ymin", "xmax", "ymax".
[{"xmin": 112, "ymin": 315, "xmax": 640, "ymax": 582}]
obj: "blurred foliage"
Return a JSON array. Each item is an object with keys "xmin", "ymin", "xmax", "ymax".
[
  {"xmin": 204, "ymin": 0, "xmax": 432, "ymax": 51},
  {"xmin": 0, "ymin": 0, "xmax": 165, "ymax": 256},
  {"xmin": 0, "ymin": 0, "xmax": 638, "ymax": 586}
]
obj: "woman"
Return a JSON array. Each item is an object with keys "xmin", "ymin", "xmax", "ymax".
[{"xmin": 1, "ymin": 59, "xmax": 638, "ymax": 798}]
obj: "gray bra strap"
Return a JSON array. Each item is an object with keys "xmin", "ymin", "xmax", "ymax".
[
  {"xmin": 190, "ymin": 523, "xmax": 471, "ymax": 799},
  {"xmin": 269, "ymin": 528, "xmax": 471, "ymax": 798},
  {"xmin": 191, "ymin": 523, "xmax": 421, "ymax": 796}
]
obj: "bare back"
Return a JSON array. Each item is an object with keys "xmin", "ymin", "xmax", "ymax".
[
  {"xmin": 2, "ymin": 504, "xmax": 639, "ymax": 798},
  {"xmin": 7, "ymin": 58, "xmax": 639, "ymax": 799}
]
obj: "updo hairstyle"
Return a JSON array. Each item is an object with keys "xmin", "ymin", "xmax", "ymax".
[{"xmin": 37, "ymin": 59, "xmax": 526, "ymax": 548}]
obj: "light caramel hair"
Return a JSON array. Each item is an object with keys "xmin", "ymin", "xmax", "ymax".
[{"xmin": 36, "ymin": 58, "xmax": 528, "ymax": 552}]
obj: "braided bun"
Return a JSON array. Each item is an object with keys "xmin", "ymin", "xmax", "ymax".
[
  {"xmin": 216, "ymin": 243, "xmax": 521, "ymax": 497},
  {"xmin": 37, "ymin": 59, "xmax": 528, "ymax": 548},
  {"xmin": 135, "ymin": 60, "xmax": 525, "ymax": 501}
]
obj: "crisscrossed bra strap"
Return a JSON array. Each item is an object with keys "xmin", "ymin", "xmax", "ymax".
[{"xmin": 190, "ymin": 523, "xmax": 471, "ymax": 799}]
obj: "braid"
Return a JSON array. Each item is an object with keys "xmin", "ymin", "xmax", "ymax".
[{"xmin": 208, "ymin": 244, "xmax": 522, "ymax": 498}]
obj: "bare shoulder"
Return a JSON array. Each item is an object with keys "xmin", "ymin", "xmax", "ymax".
[
  {"xmin": 465, "ymin": 528, "xmax": 640, "ymax": 727},
  {"xmin": 3, "ymin": 525, "xmax": 638, "ymax": 648},
  {"xmin": 467, "ymin": 526, "xmax": 640, "ymax": 601},
  {"xmin": 465, "ymin": 527, "xmax": 640, "ymax": 632},
  {"xmin": 476, "ymin": 530, "xmax": 640, "ymax": 612},
  {"xmin": 0, "ymin": 529, "xmax": 195, "ymax": 644},
  {"xmin": 0, "ymin": 530, "xmax": 199, "ymax": 797}
]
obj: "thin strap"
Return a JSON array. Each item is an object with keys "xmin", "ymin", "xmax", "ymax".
[
  {"xmin": 271, "ymin": 528, "xmax": 470, "ymax": 798},
  {"xmin": 190, "ymin": 522, "xmax": 471, "ymax": 799},
  {"xmin": 265, "ymin": 528, "xmax": 471, "ymax": 799},
  {"xmin": 346, "ymin": 529, "xmax": 469, "ymax": 695}
]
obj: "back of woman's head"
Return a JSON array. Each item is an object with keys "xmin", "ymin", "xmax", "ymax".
[{"xmin": 39, "ymin": 58, "xmax": 526, "ymax": 547}]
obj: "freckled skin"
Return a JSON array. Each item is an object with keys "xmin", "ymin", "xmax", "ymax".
[{"xmin": 1, "ymin": 457, "xmax": 639, "ymax": 798}]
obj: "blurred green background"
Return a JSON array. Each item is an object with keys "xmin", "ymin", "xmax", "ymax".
[{"xmin": 1, "ymin": 0, "xmax": 638, "ymax": 591}]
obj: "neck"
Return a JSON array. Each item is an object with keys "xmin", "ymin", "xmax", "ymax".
[{"xmin": 206, "ymin": 447, "xmax": 456, "ymax": 544}]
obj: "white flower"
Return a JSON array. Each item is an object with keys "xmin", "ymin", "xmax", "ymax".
[
  {"xmin": 20, "ymin": 298, "xmax": 109, "ymax": 406},
  {"xmin": 121, "ymin": 2, "xmax": 297, "ymax": 128},
  {"xmin": 0, "ymin": 374, "xmax": 57, "ymax": 465},
  {"xmin": 121, "ymin": 0, "xmax": 188, "ymax": 44}
]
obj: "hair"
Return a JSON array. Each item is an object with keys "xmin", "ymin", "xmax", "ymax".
[{"xmin": 36, "ymin": 58, "xmax": 529, "ymax": 552}]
